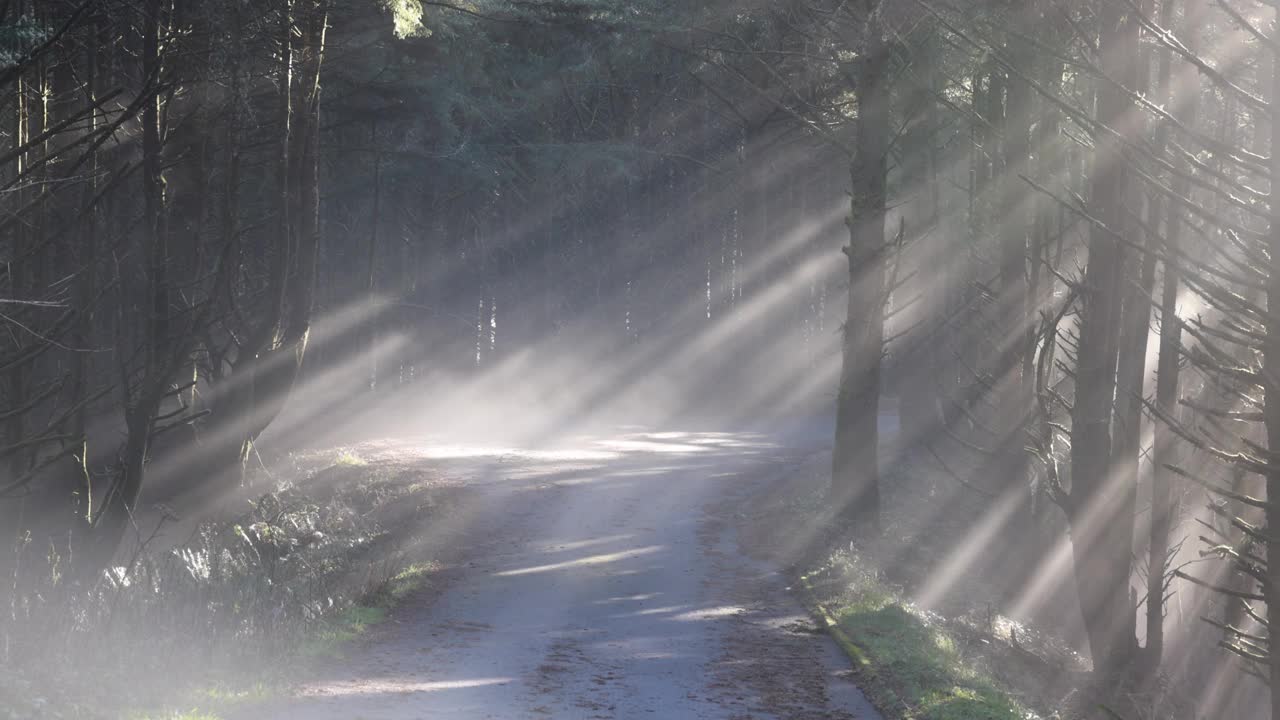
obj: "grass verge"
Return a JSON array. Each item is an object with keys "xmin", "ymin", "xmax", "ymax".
[
  {"xmin": 800, "ymin": 562, "xmax": 1028, "ymax": 720},
  {"xmin": 732, "ymin": 449, "xmax": 1064, "ymax": 719},
  {"xmin": 300, "ymin": 562, "xmax": 435, "ymax": 658},
  {"xmin": 129, "ymin": 562, "xmax": 436, "ymax": 720}
]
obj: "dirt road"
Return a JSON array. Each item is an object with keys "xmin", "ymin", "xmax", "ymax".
[{"xmin": 248, "ymin": 430, "xmax": 883, "ymax": 719}]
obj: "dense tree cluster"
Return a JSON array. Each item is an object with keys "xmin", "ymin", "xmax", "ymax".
[
  {"xmin": 686, "ymin": 0, "xmax": 1280, "ymax": 716},
  {"xmin": 0, "ymin": 0, "xmax": 848, "ymax": 598},
  {"xmin": 795, "ymin": 0, "xmax": 1280, "ymax": 716}
]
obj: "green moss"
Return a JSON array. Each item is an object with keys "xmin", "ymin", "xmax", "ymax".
[
  {"xmin": 832, "ymin": 598, "xmax": 1024, "ymax": 720},
  {"xmin": 800, "ymin": 568, "xmax": 1027, "ymax": 720},
  {"xmin": 300, "ymin": 604, "xmax": 388, "ymax": 658}
]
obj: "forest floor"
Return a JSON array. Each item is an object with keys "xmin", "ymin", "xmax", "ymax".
[{"xmin": 193, "ymin": 427, "xmax": 885, "ymax": 720}]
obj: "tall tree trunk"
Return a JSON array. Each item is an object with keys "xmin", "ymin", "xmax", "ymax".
[
  {"xmin": 1113, "ymin": 0, "xmax": 1158, "ymax": 676},
  {"xmin": 366, "ymin": 117, "xmax": 381, "ymax": 391},
  {"xmin": 287, "ymin": 3, "xmax": 324, "ymax": 347},
  {"xmin": 1067, "ymin": 0, "xmax": 1138, "ymax": 678},
  {"xmin": 1145, "ymin": 0, "xmax": 1200, "ymax": 678},
  {"xmin": 994, "ymin": 10, "xmax": 1037, "ymax": 582},
  {"xmin": 1263, "ymin": 20, "xmax": 1280, "ymax": 716},
  {"xmin": 6, "ymin": 33, "xmax": 30, "ymax": 487},
  {"xmin": 71, "ymin": 7, "xmax": 102, "ymax": 444},
  {"xmin": 831, "ymin": 8, "xmax": 889, "ymax": 537},
  {"xmin": 899, "ymin": 25, "xmax": 940, "ymax": 451},
  {"xmin": 91, "ymin": 0, "xmax": 168, "ymax": 564}
]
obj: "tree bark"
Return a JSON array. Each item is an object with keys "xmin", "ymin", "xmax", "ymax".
[
  {"xmin": 831, "ymin": 6, "xmax": 889, "ymax": 537},
  {"xmin": 1145, "ymin": 0, "xmax": 1201, "ymax": 679},
  {"xmin": 898, "ymin": 25, "xmax": 941, "ymax": 451},
  {"xmin": 994, "ymin": 9, "xmax": 1036, "ymax": 577},
  {"xmin": 1264, "ymin": 16, "xmax": 1280, "ymax": 714},
  {"xmin": 1113, "ymin": 0, "xmax": 1158, "ymax": 678},
  {"xmin": 1066, "ymin": 0, "xmax": 1138, "ymax": 678},
  {"xmin": 90, "ymin": 0, "xmax": 169, "ymax": 564},
  {"xmin": 367, "ymin": 117, "xmax": 381, "ymax": 391}
]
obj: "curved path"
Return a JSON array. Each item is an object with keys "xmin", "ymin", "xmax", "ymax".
[{"xmin": 249, "ymin": 430, "xmax": 882, "ymax": 720}]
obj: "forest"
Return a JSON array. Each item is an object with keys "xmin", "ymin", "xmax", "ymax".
[{"xmin": 1, "ymin": 0, "xmax": 1278, "ymax": 718}]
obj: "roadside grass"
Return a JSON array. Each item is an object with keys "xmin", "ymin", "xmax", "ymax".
[
  {"xmin": 300, "ymin": 562, "xmax": 435, "ymax": 658},
  {"xmin": 736, "ymin": 451, "xmax": 1035, "ymax": 720},
  {"xmin": 802, "ymin": 558, "xmax": 1029, "ymax": 720},
  {"xmin": 752, "ymin": 450, "xmax": 1217, "ymax": 720},
  {"xmin": 299, "ymin": 604, "xmax": 390, "ymax": 658},
  {"xmin": 128, "ymin": 562, "xmax": 437, "ymax": 720}
]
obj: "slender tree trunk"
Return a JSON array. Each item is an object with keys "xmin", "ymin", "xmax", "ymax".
[
  {"xmin": 1145, "ymin": 0, "xmax": 1200, "ymax": 678},
  {"xmin": 1, "ymin": 7, "xmax": 31, "ymax": 557},
  {"xmin": 1067, "ymin": 0, "xmax": 1138, "ymax": 678},
  {"xmin": 287, "ymin": 4, "xmax": 324, "ymax": 345},
  {"xmin": 1113, "ymin": 0, "xmax": 1158, "ymax": 677},
  {"xmin": 6, "ymin": 42, "xmax": 29, "ymax": 485},
  {"xmin": 91, "ymin": 0, "xmax": 168, "ymax": 563},
  {"xmin": 994, "ymin": 11, "xmax": 1036, "ymax": 575},
  {"xmin": 71, "ymin": 9, "xmax": 102, "ymax": 443},
  {"xmin": 367, "ymin": 117, "xmax": 381, "ymax": 391},
  {"xmin": 1264, "ymin": 22, "xmax": 1280, "ymax": 717},
  {"xmin": 831, "ymin": 10, "xmax": 889, "ymax": 537},
  {"xmin": 1030, "ymin": 0, "xmax": 1063, "ymax": 530},
  {"xmin": 899, "ymin": 26, "xmax": 940, "ymax": 450}
]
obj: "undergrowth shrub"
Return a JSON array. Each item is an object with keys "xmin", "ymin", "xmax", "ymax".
[{"xmin": 0, "ymin": 461, "xmax": 423, "ymax": 719}]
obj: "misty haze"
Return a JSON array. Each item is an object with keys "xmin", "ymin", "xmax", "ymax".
[{"xmin": 0, "ymin": 1, "xmax": 1273, "ymax": 719}]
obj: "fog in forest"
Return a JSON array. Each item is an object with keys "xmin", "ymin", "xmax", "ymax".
[{"xmin": 1, "ymin": 1, "xmax": 1277, "ymax": 719}]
